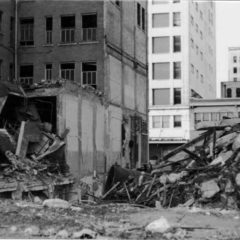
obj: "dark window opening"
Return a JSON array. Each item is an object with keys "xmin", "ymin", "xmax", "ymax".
[
  {"xmin": 61, "ymin": 63, "xmax": 75, "ymax": 81},
  {"xmin": 10, "ymin": 17, "xmax": 14, "ymax": 47},
  {"xmin": 0, "ymin": 11, "xmax": 2, "ymax": 32},
  {"xmin": 61, "ymin": 16, "xmax": 75, "ymax": 43},
  {"xmin": 20, "ymin": 65, "xmax": 33, "ymax": 85},
  {"xmin": 236, "ymin": 88, "xmax": 240, "ymax": 97},
  {"xmin": 46, "ymin": 17, "xmax": 53, "ymax": 44},
  {"xmin": 174, "ymin": 115, "xmax": 182, "ymax": 127},
  {"xmin": 227, "ymin": 88, "xmax": 232, "ymax": 98},
  {"xmin": 116, "ymin": 0, "xmax": 120, "ymax": 6},
  {"xmin": 9, "ymin": 63, "xmax": 14, "ymax": 82},
  {"xmin": 173, "ymin": 62, "xmax": 181, "ymax": 79},
  {"xmin": 82, "ymin": 14, "xmax": 97, "ymax": 41},
  {"xmin": 173, "ymin": 36, "xmax": 181, "ymax": 52},
  {"xmin": 142, "ymin": 7, "xmax": 145, "ymax": 30},
  {"xmin": 137, "ymin": 3, "xmax": 141, "ymax": 27},
  {"xmin": 233, "ymin": 67, "xmax": 237, "ymax": 74},
  {"xmin": 45, "ymin": 64, "xmax": 52, "ymax": 81},
  {"xmin": 20, "ymin": 18, "xmax": 34, "ymax": 46},
  {"xmin": 174, "ymin": 88, "xmax": 181, "ymax": 104}
]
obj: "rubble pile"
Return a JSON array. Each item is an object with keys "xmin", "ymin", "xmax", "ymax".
[
  {"xmin": 104, "ymin": 122, "xmax": 240, "ymax": 209},
  {"xmin": 0, "ymin": 89, "xmax": 73, "ymax": 198}
]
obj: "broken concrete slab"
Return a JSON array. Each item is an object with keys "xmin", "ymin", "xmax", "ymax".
[
  {"xmin": 200, "ymin": 179, "xmax": 220, "ymax": 199},
  {"xmin": 0, "ymin": 129, "xmax": 16, "ymax": 154}
]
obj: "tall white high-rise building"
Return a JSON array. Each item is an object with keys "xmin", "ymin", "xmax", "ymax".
[{"xmin": 148, "ymin": 0, "xmax": 216, "ymax": 159}]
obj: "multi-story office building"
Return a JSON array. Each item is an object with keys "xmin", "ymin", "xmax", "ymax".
[
  {"xmin": 221, "ymin": 47, "xmax": 240, "ymax": 98},
  {"xmin": 148, "ymin": 0, "xmax": 216, "ymax": 160},
  {"xmin": 0, "ymin": 0, "xmax": 148, "ymax": 180}
]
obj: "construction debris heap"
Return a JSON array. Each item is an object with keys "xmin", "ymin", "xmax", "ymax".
[{"xmin": 104, "ymin": 120, "xmax": 240, "ymax": 209}]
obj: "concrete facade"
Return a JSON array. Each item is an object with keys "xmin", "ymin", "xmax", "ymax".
[
  {"xmin": 0, "ymin": 0, "xmax": 148, "ymax": 187},
  {"xmin": 148, "ymin": 0, "xmax": 216, "ymax": 161}
]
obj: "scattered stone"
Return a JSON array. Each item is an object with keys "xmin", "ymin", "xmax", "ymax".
[
  {"xmin": 24, "ymin": 225, "xmax": 40, "ymax": 236},
  {"xmin": 145, "ymin": 217, "xmax": 171, "ymax": 233},
  {"xmin": 232, "ymin": 133, "xmax": 240, "ymax": 151},
  {"xmin": 34, "ymin": 196, "xmax": 42, "ymax": 204},
  {"xmin": 235, "ymin": 173, "xmax": 240, "ymax": 186},
  {"xmin": 72, "ymin": 228, "xmax": 97, "ymax": 239},
  {"xmin": 43, "ymin": 198, "xmax": 70, "ymax": 209},
  {"xmin": 71, "ymin": 206, "xmax": 82, "ymax": 211},
  {"xmin": 200, "ymin": 179, "xmax": 220, "ymax": 199},
  {"xmin": 56, "ymin": 229, "xmax": 69, "ymax": 239}
]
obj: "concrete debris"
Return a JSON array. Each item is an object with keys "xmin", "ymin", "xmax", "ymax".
[
  {"xmin": 56, "ymin": 229, "xmax": 69, "ymax": 239},
  {"xmin": 103, "ymin": 122, "xmax": 240, "ymax": 210},
  {"xmin": 43, "ymin": 198, "xmax": 70, "ymax": 209},
  {"xmin": 145, "ymin": 217, "xmax": 171, "ymax": 233},
  {"xmin": 24, "ymin": 225, "xmax": 40, "ymax": 236},
  {"xmin": 200, "ymin": 180, "xmax": 220, "ymax": 199}
]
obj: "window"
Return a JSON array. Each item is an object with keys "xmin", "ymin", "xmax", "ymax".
[
  {"xmin": 82, "ymin": 14, "xmax": 97, "ymax": 42},
  {"xmin": 220, "ymin": 112, "xmax": 228, "ymax": 119},
  {"xmin": 200, "ymin": 10, "xmax": 203, "ymax": 20},
  {"xmin": 173, "ymin": 36, "xmax": 181, "ymax": 52},
  {"xmin": 115, "ymin": 0, "xmax": 120, "ymax": 6},
  {"xmin": 162, "ymin": 116, "xmax": 170, "ymax": 128},
  {"xmin": 200, "ymin": 31, "xmax": 203, "ymax": 40},
  {"xmin": 196, "ymin": 69, "xmax": 199, "ymax": 79},
  {"xmin": 236, "ymin": 88, "xmax": 240, "ymax": 97},
  {"xmin": 61, "ymin": 16, "xmax": 75, "ymax": 43},
  {"xmin": 195, "ymin": 2, "xmax": 198, "ymax": 11},
  {"xmin": 174, "ymin": 115, "xmax": 182, "ymax": 128},
  {"xmin": 9, "ymin": 63, "xmax": 14, "ymax": 82},
  {"xmin": 152, "ymin": 88, "xmax": 170, "ymax": 105},
  {"xmin": 174, "ymin": 88, "xmax": 181, "ymax": 104},
  {"xmin": 152, "ymin": 37, "xmax": 170, "ymax": 53},
  {"xmin": 10, "ymin": 17, "xmax": 14, "ymax": 47},
  {"xmin": 191, "ymin": 38, "xmax": 194, "ymax": 48},
  {"xmin": 0, "ymin": 60, "xmax": 2, "ymax": 81},
  {"xmin": 173, "ymin": 62, "xmax": 181, "ymax": 79},
  {"xmin": 0, "ymin": 11, "xmax": 2, "ymax": 32},
  {"xmin": 20, "ymin": 18, "xmax": 34, "ymax": 46},
  {"xmin": 60, "ymin": 63, "xmax": 75, "ymax": 81},
  {"xmin": 195, "ymin": 23, "xmax": 198, "ymax": 33},
  {"xmin": 137, "ymin": 3, "xmax": 145, "ymax": 31},
  {"xmin": 234, "ymin": 67, "xmax": 237, "ymax": 74},
  {"xmin": 45, "ymin": 64, "xmax": 52, "ymax": 81},
  {"xmin": 82, "ymin": 62, "xmax": 97, "ymax": 88},
  {"xmin": 20, "ymin": 65, "xmax": 33, "ymax": 85},
  {"xmin": 152, "ymin": 13, "xmax": 169, "ymax": 28},
  {"xmin": 152, "ymin": 116, "xmax": 161, "ymax": 128},
  {"xmin": 190, "ymin": 15, "xmax": 194, "ymax": 25},
  {"xmin": 152, "ymin": 62, "xmax": 170, "ymax": 80},
  {"xmin": 200, "ymin": 74, "xmax": 204, "ymax": 83},
  {"xmin": 196, "ymin": 45, "xmax": 199, "ymax": 55},
  {"xmin": 173, "ymin": 0, "xmax": 180, "ymax": 3},
  {"xmin": 203, "ymin": 113, "xmax": 210, "ymax": 121},
  {"xmin": 200, "ymin": 51, "xmax": 203, "ymax": 61},
  {"xmin": 142, "ymin": 7, "xmax": 145, "ymax": 31},
  {"xmin": 227, "ymin": 88, "xmax": 232, "ymax": 98},
  {"xmin": 173, "ymin": 12, "xmax": 180, "ymax": 27},
  {"xmin": 234, "ymin": 77, "xmax": 237, "ymax": 82},
  {"xmin": 233, "ymin": 56, "xmax": 237, "ymax": 63},
  {"xmin": 191, "ymin": 64, "xmax": 194, "ymax": 74},
  {"xmin": 211, "ymin": 113, "xmax": 219, "ymax": 121},
  {"xmin": 46, "ymin": 17, "xmax": 52, "ymax": 44},
  {"xmin": 195, "ymin": 113, "xmax": 202, "ymax": 124}
]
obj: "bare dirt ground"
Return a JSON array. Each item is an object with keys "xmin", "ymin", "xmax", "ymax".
[{"xmin": 0, "ymin": 200, "xmax": 240, "ymax": 239}]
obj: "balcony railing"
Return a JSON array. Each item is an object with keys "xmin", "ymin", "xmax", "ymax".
[
  {"xmin": 82, "ymin": 28, "xmax": 97, "ymax": 42},
  {"xmin": 20, "ymin": 77, "xmax": 33, "ymax": 85},
  {"xmin": 61, "ymin": 28, "xmax": 75, "ymax": 44}
]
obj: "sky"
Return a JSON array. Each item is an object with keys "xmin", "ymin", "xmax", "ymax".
[{"xmin": 216, "ymin": 0, "xmax": 240, "ymax": 97}]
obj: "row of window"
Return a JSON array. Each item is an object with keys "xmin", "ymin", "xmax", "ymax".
[
  {"xmin": 152, "ymin": 12, "xmax": 180, "ymax": 28},
  {"xmin": 192, "ymin": 1, "xmax": 213, "ymax": 26},
  {"xmin": 152, "ymin": 36, "xmax": 181, "ymax": 54},
  {"xmin": 152, "ymin": 88, "xmax": 181, "ymax": 105},
  {"xmin": 152, "ymin": 115, "xmax": 182, "ymax": 128},
  {"xmin": 233, "ymin": 67, "xmax": 240, "ymax": 74},
  {"xmin": 195, "ymin": 112, "xmax": 235, "ymax": 124},
  {"xmin": 18, "ymin": 62, "xmax": 97, "ymax": 87},
  {"xmin": 20, "ymin": 14, "xmax": 98, "ymax": 46},
  {"xmin": 152, "ymin": 62, "xmax": 181, "ymax": 80},
  {"xmin": 152, "ymin": 0, "xmax": 180, "ymax": 4},
  {"xmin": 137, "ymin": 3, "xmax": 146, "ymax": 31},
  {"xmin": 226, "ymin": 88, "xmax": 240, "ymax": 98}
]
